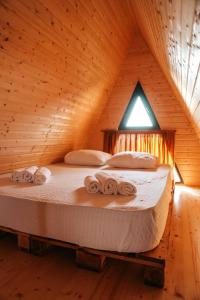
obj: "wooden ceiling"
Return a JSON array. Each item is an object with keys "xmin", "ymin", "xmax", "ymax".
[
  {"xmin": 0, "ymin": 0, "xmax": 137, "ymax": 173},
  {"xmin": 0, "ymin": 0, "xmax": 200, "ymax": 185},
  {"xmin": 131, "ymin": 0, "xmax": 200, "ymax": 138}
]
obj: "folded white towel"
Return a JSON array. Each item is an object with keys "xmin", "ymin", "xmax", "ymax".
[
  {"xmin": 84, "ymin": 176, "xmax": 100, "ymax": 193},
  {"xmin": 95, "ymin": 172, "xmax": 118, "ymax": 195},
  {"xmin": 116, "ymin": 177, "xmax": 137, "ymax": 196},
  {"xmin": 33, "ymin": 167, "xmax": 51, "ymax": 185},
  {"xmin": 11, "ymin": 168, "xmax": 26, "ymax": 183},
  {"xmin": 24, "ymin": 166, "xmax": 38, "ymax": 183}
]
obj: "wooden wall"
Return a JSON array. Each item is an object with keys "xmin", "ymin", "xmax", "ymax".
[
  {"xmin": 1, "ymin": 0, "xmax": 200, "ymax": 186},
  {"xmin": 0, "ymin": 0, "xmax": 136, "ymax": 173},
  {"xmin": 131, "ymin": 0, "xmax": 200, "ymax": 139},
  {"xmin": 88, "ymin": 32, "xmax": 200, "ymax": 186}
]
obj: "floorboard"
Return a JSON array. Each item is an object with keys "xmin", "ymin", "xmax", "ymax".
[{"xmin": 0, "ymin": 186, "xmax": 200, "ymax": 299}]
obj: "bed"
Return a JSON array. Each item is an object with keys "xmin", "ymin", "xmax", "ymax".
[
  {"xmin": 0, "ymin": 130, "xmax": 175, "ymax": 287},
  {"xmin": 0, "ymin": 163, "xmax": 172, "ymax": 253}
]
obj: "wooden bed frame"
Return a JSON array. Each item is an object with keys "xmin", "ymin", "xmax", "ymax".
[
  {"xmin": 0, "ymin": 198, "xmax": 173, "ymax": 288},
  {"xmin": 0, "ymin": 129, "xmax": 175, "ymax": 288}
]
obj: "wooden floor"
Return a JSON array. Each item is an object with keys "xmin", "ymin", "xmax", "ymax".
[{"xmin": 0, "ymin": 186, "xmax": 200, "ymax": 300}]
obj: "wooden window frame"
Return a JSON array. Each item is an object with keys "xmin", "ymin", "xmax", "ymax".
[{"xmin": 119, "ymin": 82, "xmax": 160, "ymax": 130}]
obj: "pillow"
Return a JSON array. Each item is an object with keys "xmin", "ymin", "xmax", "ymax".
[
  {"xmin": 106, "ymin": 151, "xmax": 158, "ymax": 169},
  {"xmin": 64, "ymin": 149, "xmax": 112, "ymax": 166}
]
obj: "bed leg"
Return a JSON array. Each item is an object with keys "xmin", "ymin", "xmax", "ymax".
[
  {"xmin": 30, "ymin": 239, "xmax": 50, "ymax": 256},
  {"xmin": 17, "ymin": 233, "xmax": 31, "ymax": 252},
  {"xmin": 143, "ymin": 266, "xmax": 165, "ymax": 288},
  {"xmin": 0, "ymin": 230, "xmax": 6, "ymax": 238},
  {"xmin": 76, "ymin": 249, "xmax": 106, "ymax": 272}
]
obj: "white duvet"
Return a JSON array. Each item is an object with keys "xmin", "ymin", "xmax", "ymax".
[{"xmin": 0, "ymin": 163, "xmax": 172, "ymax": 253}]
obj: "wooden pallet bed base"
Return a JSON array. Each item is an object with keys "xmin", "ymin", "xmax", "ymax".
[{"xmin": 0, "ymin": 202, "xmax": 173, "ymax": 288}]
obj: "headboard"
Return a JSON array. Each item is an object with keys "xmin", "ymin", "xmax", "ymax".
[{"xmin": 103, "ymin": 130, "xmax": 175, "ymax": 167}]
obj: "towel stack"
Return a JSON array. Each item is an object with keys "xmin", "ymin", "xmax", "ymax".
[
  {"xmin": 23, "ymin": 166, "xmax": 39, "ymax": 183},
  {"xmin": 11, "ymin": 166, "xmax": 51, "ymax": 185},
  {"xmin": 11, "ymin": 168, "xmax": 26, "ymax": 183},
  {"xmin": 84, "ymin": 176, "xmax": 100, "ymax": 194},
  {"xmin": 84, "ymin": 172, "xmax": 137, "ymax": 196},
  {"xmin": 33, "ymin": 167, "xmax": 51, "ymax": 185}
]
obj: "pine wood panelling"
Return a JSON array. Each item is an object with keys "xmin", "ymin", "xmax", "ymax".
[
  {"xmin": 0, "ymin": 0, "xmax": 137, "ymax": 173},
  {"xmin": 130, "ymin": 0, "xmax": 200, "ymax": 139},
  {"xmin": 88, "ymin": 32, "xmax": 200, "ymax": 186},
  {"xmin": 0, "ymin": 186, "xmax": 200, "ymax": 299},
  {"xmin": 1, "ymin": 0, "xmax": 200, "ymax": 186}
]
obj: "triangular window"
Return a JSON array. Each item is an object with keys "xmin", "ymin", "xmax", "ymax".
[
  {"xmin": 126, "ymin": 96, "xmax": 153, "ymax": 127},
  {"xmin": 119, "ymin": 82, "xmax": 160, "ymax": 130}
]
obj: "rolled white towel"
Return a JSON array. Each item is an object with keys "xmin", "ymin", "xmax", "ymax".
[
  {"xmin": 11, "ymin": 168, "xmax": 26, "ymax": 183},
  {"xmin": 117, "ymin": 177, "xmax": 137, "ymax": 196},
  {"xmin": 84, "ymin": 176, "xmax": 100, "ymax": 193},
  {"xmin": 33, "ymin": 167, "xmax": 51, "ymax": 185},
  {"xmin": 24, "ymin": 166, "xmax": 38, "ymax": 183},
  {"xmin": 95, "ymin": 172, "xmax": 118, "ymax": 195}
]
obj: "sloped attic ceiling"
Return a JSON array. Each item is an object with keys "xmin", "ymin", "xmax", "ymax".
[
  {"xmin": 0, "ymin": 0, "xmax": 199, "ymax": 186},
  {"xmin": 0, "ymin": 0, "xmax": 138, "ymax": 173},
  {"xmin": 130, "ymin": 0, "xmax": 200, "ymax": 138}
]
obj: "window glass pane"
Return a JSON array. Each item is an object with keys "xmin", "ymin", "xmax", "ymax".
[
  {"xmin": 126, "ymin": 96, "xmax": 153, "ymax": 128},
  {"xmin": 119, "ymin": 82, "xmax": 160, "ymax": 130}
]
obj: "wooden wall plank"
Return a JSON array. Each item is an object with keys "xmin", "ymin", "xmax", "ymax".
[
  {"xmin": 0, "ymin": 0, "xmax": 137, "ymax": 173},
  {"xmin": 131, "ymin": 0, "xmax": 200, "ymax": 139}
]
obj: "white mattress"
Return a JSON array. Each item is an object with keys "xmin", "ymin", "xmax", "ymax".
[{"xmin": 0, "ymin": 163, "xmax": 172, "ymax": 253}]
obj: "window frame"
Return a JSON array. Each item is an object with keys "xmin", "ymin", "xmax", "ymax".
[
  {"xmin": 174, "ymin": 163, "xmax": 183, "ymax": 184},
  {"xmin": 119, "ymin": 82, "xmax": 160, "ymax": 130}
]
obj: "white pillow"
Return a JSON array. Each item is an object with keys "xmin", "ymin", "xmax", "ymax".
[
  {"xmin": 64, "ymin": 149, "xmax": 112, "ymax": 166},
  {"xmin": 107, "ymin": 151, "xmax": 158, "ymax": 169}
]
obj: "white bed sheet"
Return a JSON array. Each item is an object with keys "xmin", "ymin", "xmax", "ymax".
[{"xmin": 0, "ymin": 163, "xmax": 172, "ymax": 253}]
